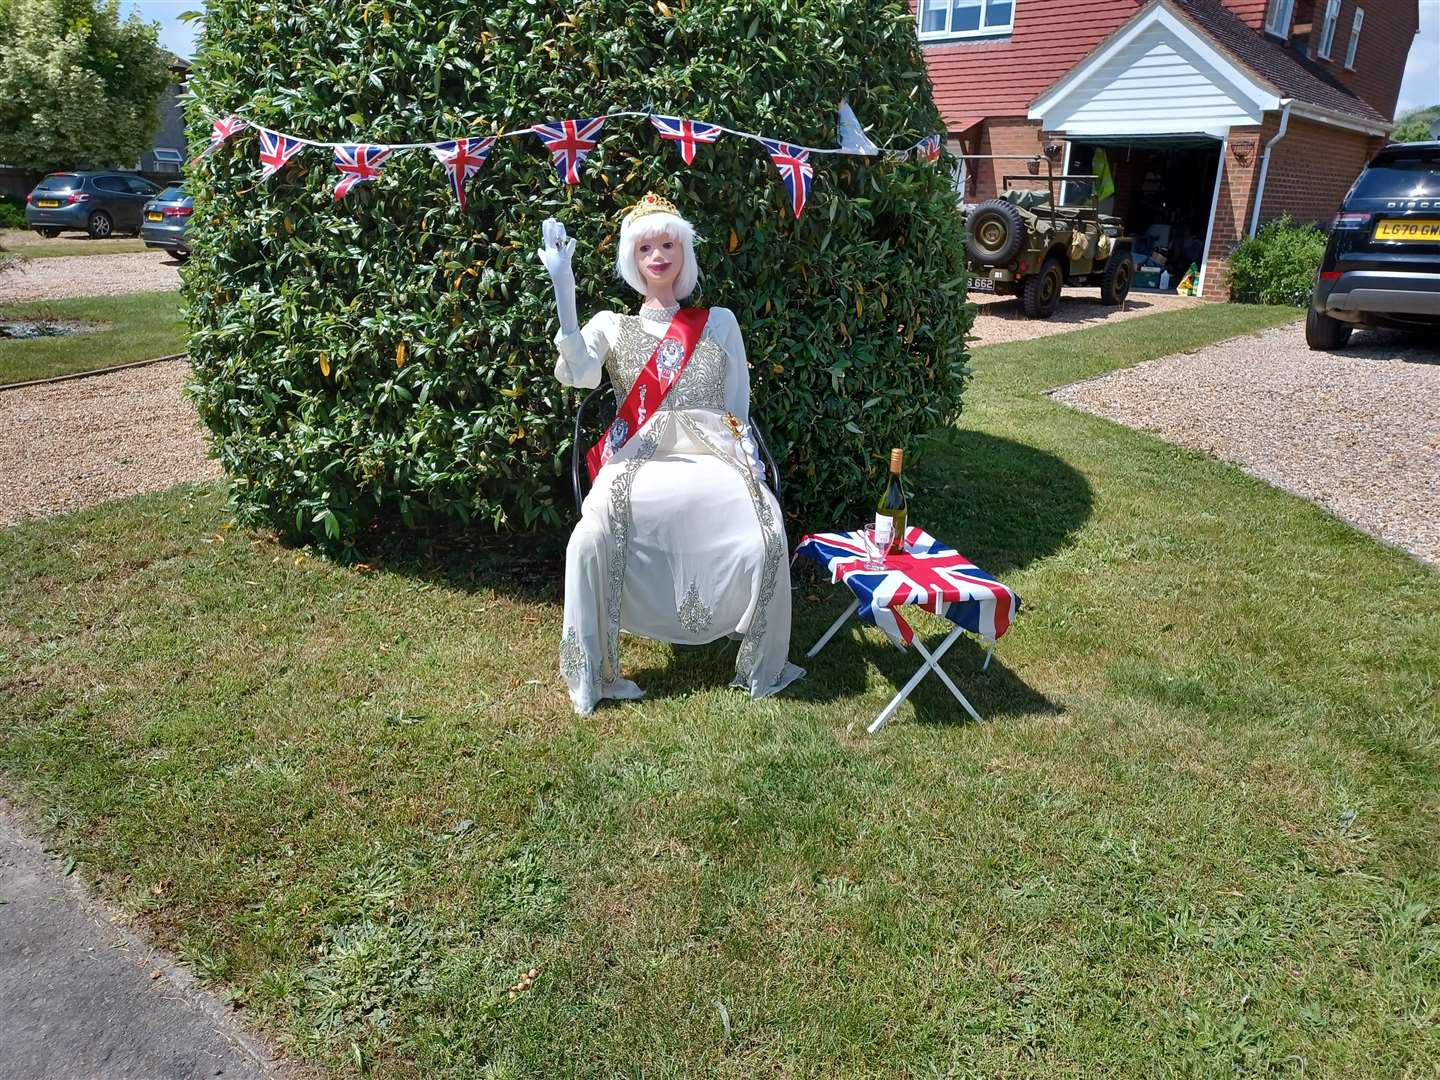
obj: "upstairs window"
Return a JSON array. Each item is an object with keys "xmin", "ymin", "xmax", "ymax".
[
  {"xmin": 1264, "ymin": 0, "xmax": 1295, "ymax": 37},
  {"xmin": 918, "ymin": 0, "xmax": 1015, "ymax": 40},
  {"xmin": 1317, "ymin": 0, "xmax": 1341, "ymax": 58},
  {"xmin": 1344, "ymin": 7, "xmax": 1364, "ymax": 69}
]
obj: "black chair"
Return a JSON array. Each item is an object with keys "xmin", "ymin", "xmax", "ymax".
[{"xmin": 571, "ymin": 373, "xmax": 783, "ymax": 517}]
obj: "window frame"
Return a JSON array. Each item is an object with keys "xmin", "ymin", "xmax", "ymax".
[
  {"xmin": 1344, "ymin": 6, "xmax": 1364, "ymax": 69},
  {"xmin": 1263, "ymin": 0, "xmax": 1294, "ymax": 38},
  {"xmin": 916, "ymin": 0, "xmax": 1016, "ymax": 42},
  {"xmin": 1317, "ymin": 0, "xmax": 1341, "ymax": 59},
  {"xmin": 151, "ymin": 147, "xmax": 184, "ymax": 165}
]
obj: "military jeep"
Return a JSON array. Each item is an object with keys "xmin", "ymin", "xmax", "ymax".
[{"xmin": 964, "ymin": 166, "xmax": 1134, "ymax": 319}]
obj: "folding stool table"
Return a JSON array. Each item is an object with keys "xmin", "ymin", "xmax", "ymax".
[{"xmin": 793, "ymin": 526, "xmax": 1021, "ymax": 734}]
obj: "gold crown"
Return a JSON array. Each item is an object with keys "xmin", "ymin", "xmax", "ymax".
[{"xmin": 622, "ymin": 191, "xmax": 679, "ymax": 224}]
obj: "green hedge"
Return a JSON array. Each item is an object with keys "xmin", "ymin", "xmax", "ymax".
[
  {"xmin": 184, "ymin": 0, "xmax": 971, "ymax": 553},
  {"xmin": 1226, "ymin": 215, "xmax": 1327, "ymax": 307},
  {"xmin": 0, "ymin": 196, "xmax": 25, "ymax": 229}
]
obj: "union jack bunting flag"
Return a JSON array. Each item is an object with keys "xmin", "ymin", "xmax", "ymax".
[
  {"xmin": 531, "ymin": 117, "xmax": 607, "ymax": 184},
  {"xmin": 256, "ymin": 129, "xmax": 305, "ymax": 180},
  {"xmin": 916, "ymin": 134, "xmax": 942, "ymax": 162},
  {"xmin": 190, "ymin": 114, "xmax": 248, "ymax": 165},
  {"xmin": 649, "ymin": 115, "xmax": 723, "ymax": 166},
  {"xmin": 759, "ymin": 139, "xmax": 813, "ymax": 219},
  {"xmin": 333, "ymin": 144, "xmax": 393, "ymax": 200},
  {"xmin": 793, "ymin": 526, "xmax": 1019, "ymax": 648},
  {"xmin": 431, "ymin": 137, "xmax": 496, "ymax": 210}
]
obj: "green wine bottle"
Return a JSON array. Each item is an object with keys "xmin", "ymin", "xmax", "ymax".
[{"xmin": 875, "ymin": 448, "xmax": 908, "ymax": 554}]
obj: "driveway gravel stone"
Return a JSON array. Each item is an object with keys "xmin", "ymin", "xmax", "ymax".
[
  {"xmin": 1051, "ymin": 322, "xmax": 1440, "ymax": 566},
  {"xmin": 969, "ymin": 286, "xmax": 1203, "ymax": 346},
  {"xmin": 0, "ymin": 360, "xmax": 219, "ymax": 527},
  {"xmin": 0, "ymin": 252, "xmax": 181, "ymax": 303}
]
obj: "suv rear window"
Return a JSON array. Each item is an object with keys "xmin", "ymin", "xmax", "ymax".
[
  {"xmin": 36, "ymin": 174, "xmax": 78, "ymax": 190},
  {"xmin": 1350, "ymin": 154, "xmax": 1440, "ymax": 200}
]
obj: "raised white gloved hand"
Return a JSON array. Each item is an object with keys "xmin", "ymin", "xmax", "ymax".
[{"xmin": 536, "ymin": 217, "xmax": 579, "ymax": 336}]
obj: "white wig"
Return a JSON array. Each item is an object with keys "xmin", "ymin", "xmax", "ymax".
[{"xmin": 616, "ymin": 210, "xmax": 701, "ymax": 300}]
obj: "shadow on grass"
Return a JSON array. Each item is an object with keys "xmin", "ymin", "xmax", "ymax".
[
  {"xmin": 916, "ymin": 427, "xmax": 1093, "ymax": 576},
  {"xmin": 624, "ymin": 588, "xmax": 1058, "ymax": 723},
  {"xmin": 353, "ymin": 525, "xmax": 568, "ymax": 604}
]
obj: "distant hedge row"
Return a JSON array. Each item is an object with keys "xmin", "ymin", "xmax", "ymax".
[{"xmin": 184, "ymin": 0, "xmax": 972, "ymax": 553}]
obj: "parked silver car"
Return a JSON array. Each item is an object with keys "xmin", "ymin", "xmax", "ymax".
[{"xmin": 140, "ymin": 185, "xmax": 193, "ymax": 260}]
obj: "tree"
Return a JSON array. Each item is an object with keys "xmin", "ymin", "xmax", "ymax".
[
  {"xmin": 1390, "ymin": 106, "xmax": 1440, "ymax": 144},
  {"xmin": 0, "ymin": 0, "xmax": 172, "ymax": 173},
  {"xmin": 184, "ymin": 0, "xmax": 972, "ymax": 554}
]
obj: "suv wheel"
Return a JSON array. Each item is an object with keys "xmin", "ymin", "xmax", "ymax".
[
  {"xmin": 87, "ymin": 210, "xmax": 113, "ymax": 239},
  {"xmin": 1305, "ymin": 307, "xmax": 1352, "ymax": 351},
  {"xmin": 1022, "ymin": 257, "xmax": 1064, "ymax": 319},
  {"xmin": 966, "ymin": 199, "xmax": 1027, "ymax": 266},
  {"xmin": 1100, "ymin": 254, "xmax": 1133, "ymax": 306}
]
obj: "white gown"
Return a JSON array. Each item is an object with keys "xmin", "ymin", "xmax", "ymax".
[{"xmin": 554, "ymin": 305, "xmax": 806, "ymax": 714}]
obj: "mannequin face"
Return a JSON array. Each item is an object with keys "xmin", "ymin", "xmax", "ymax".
[{"xmin": 634, "ymin": 231, "xmax": 682, "ymax": 294}]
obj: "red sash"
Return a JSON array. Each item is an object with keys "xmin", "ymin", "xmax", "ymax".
[{"xmin": 586, "ymin": 307, "xmax": 710, "ymax": 480}]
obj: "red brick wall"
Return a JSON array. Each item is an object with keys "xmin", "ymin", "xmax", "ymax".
[
  {"xmin": 1203, "ymin": 116, "xmax": 1382, "ymax": 298},
  {"xmin": 1201, "ymin": 124, "xmax": 1266, "ymax": 298},
  {"xmin": 965, "ymin": 119, "xmax": 1059, "ymax": 201},
  {"xmin": 1256, "ymin": 115, "xmax": 1383, "ymax": 226},
  {"xmin": 1315, "ymin": 0, "xmax": 1419, "ymax": 121}
]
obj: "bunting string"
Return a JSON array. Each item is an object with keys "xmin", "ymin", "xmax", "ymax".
[{"xmin": 196, "ymin": 104, "xmax": 943, "ymax": 219}]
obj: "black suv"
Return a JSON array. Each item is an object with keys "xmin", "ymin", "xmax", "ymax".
[{"xmin": 1307, "ymin": 142, "xmax": 1440, "ymax": 349}]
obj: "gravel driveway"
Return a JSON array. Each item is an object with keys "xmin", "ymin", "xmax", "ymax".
[
  {"xmin": 0, "ymin": 252, "xmax": 181, "ymax": 303},
  {"xmin": 1052, "ymin": 322, "xmax": 1440, "ymax": 566},
  {"xmin": 0, "ymin": 360, "xmax": 218, "ymax": 527},
  {"xmin": 969, "ymin": 287, "xmax": 1203, "ymax": 346}
]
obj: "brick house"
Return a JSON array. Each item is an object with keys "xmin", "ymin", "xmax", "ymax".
[{"xmin": 918, "ymin": 0, "xmax": 1419, "ymax": 297}]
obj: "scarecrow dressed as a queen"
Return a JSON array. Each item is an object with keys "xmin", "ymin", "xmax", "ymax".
[{"xmin": 538, "ymin": 193, "xmax": 805, "ymax": 714}]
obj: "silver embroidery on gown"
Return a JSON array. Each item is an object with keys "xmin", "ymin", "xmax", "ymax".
[{"xmin": 556, "ymin": 308, "xmax": 805, "ymax": 713}]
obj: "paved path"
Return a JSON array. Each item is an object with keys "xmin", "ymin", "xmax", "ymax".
[
  {"xmin": 1052, "ymin": 321, "xmax": 1440, "ymax": 566},
  {"xmin": 969, "ymin": 286, "xmax": 1203, "ymax": 346},
  {"xmin": 0, "ymin": 360, "xmax": 219, "ymax": 528},
  {"xmin": 0, "ymin": 251, "xmax": 181, "ymax": 303},
  {"xmin": 0, "ymin": 802, "xmax": 288, "ymax": 1080}
]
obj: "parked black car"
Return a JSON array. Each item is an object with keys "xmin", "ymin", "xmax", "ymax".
[
  {"xmin": 140, "ymin": 185, "xmax": 193, "ymax": 260},
  {"xmin": 1308, "ymin": 142, "xmax": 1440, "ymax": 349},
  {"xmin": 24, "ymin": 171, "xmax": 162, "ymax": 239}
]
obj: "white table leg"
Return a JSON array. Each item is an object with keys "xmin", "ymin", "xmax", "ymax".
[
  {"xmin": 981, "ymin": 642, "xmax": 995, "ymax": 672},
  {"xmin": 867, "ymin": 625, "xmax": 980, "ymax": 734},
  {"xmin": 807, "ymin": 597, "xmax": 860, "ymax": 658}
]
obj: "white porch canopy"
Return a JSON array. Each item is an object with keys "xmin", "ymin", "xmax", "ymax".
[{"xmin": 1028, "ymin": 1, "xmax": 1282, "ymax": 138}]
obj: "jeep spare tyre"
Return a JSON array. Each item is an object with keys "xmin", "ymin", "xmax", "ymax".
[{"xmin": 966, "ymin": 199, "xmax": 1027, "ymax": 266}]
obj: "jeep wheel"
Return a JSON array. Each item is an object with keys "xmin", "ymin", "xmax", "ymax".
[
  {"xmin": 965, "ymin": 199, "xmax": 1027, "ymax": 266},
  {"xmin": 1305, "ymin": 306, "xmax": 1352, "ymax": 350},
  {"xmin": 1100, "ymin": 254, "xmax": 1133, "ymax": 306},
  {"xmin": 1022, "ymin": 257, "xmax": 1064, "ymax": 319}
]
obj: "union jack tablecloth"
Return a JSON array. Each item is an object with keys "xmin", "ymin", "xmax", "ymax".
[{"xmin": 794, "ymin": 526, "xmax": 1020, "ymax": 648}]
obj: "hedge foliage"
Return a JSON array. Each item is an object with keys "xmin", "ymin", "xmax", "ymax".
[
  {"xmin": 1227, "ymin": 215, "xmax": 1328, "ymax": 308},
  {"xmin": 184, "ymin": 0, "xmax": 972, "ymax": 553}
]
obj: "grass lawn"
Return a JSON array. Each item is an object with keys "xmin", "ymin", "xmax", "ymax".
[
  {"xmin": 3, "ymin": 303, "xmax": 1438, "ymax": 1078},
  {"xmin": 1, "ymin": 227, "xmax": 150, "ymax": 258},
  {"xmin": 0, "ymin": 291, "xmax": 186, "ymax": 385}
]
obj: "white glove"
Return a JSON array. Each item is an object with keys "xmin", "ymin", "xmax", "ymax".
[{"xmin": 536, "ymin": 217, "xmax": 579, "ymax": 336}]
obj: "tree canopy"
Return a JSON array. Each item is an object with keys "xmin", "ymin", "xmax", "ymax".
[
  {"xmin": 0, "ymin": 0, "xmax": 173, "ymax": 174},
  {"xmin": 184, "ymin": 0, "xmax": 972, "ymax": 553}
]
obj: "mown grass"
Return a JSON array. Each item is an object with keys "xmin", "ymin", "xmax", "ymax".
[
  {"xmin": 0, "ymin": 292, "xmax": 186, "ymax": 385},
  {"xmin": 0, "ymin": 227, "xmax": 150, "ymax": 258},
  {"xmin": 3, "ymin": 302, "xmax": 1438, "ymax": 1078}
]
